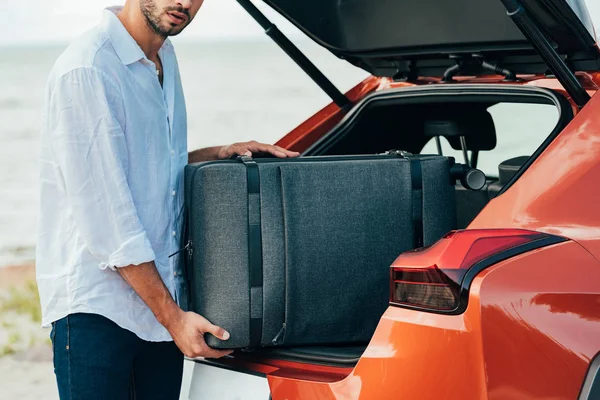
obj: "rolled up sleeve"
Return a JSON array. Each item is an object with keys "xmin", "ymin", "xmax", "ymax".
[{"xmin": 49, "ymin": 67, "xmax": 155, "ymax": 269}]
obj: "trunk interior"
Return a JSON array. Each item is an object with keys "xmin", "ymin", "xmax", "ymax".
[{"xmin": 235, "ymin": 84, "xmax": 572, "ymax": 368}]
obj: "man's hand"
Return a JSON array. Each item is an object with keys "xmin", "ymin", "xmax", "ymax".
[
  {"xmin": 116, "ymin": 261, "xmax": 232, "ymax": 359},
  {"xmin": 217, "ymin": 140, "xmax": 300, "ymax": 159},
  {"xmin": 165, "ymin": 309, "xmax": 233, "ymax": 359}
]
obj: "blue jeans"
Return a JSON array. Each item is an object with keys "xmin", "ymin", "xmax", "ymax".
[{"xmin": 50, "ymin": 313, "xmax": 183, "ymax": 400}]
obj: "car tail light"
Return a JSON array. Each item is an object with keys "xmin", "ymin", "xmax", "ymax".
[{"xmin": 390, "ymin": 229, "xmax": 565, "ymax": 314}]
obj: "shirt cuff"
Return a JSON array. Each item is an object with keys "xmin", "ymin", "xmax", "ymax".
[{"xmin": 99, "ymin": 232, "xmax": 156, "ymax": 270}]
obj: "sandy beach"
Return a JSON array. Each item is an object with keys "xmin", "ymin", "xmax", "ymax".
[
  {"xmin": 0, "ymin": 264, "xmax": 56, "ymax": 400},
  {"xmin": 0, "ymin": 264, "xmax": 196, "ymax": 400},
  {"xmin": 0, "ymin": 357, "xmax": 57, "ymax": 400}
]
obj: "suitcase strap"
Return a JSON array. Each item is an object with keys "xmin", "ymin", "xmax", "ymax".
[
  {"xmin": 238, "ymin": 156, "xmax": 264, "ymax": 347},
  {"xmin": 408, "ymin": 157, "xmax": 424, "ymax": 248},
  {"xmin": 384, "ymin": 150, "xmax": 424, "ymax": 247}
]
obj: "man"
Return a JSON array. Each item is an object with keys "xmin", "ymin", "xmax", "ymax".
[{"xmin": 37, "ymin": 0, "xmax": 299, "ymax": 398}]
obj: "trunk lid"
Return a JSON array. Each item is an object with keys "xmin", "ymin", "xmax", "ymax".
[{"xmin": 260, "ymin": 0, "xmax": 600, "ymax": 77}]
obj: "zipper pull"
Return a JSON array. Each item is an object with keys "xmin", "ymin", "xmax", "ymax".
[
  {"xmin": 187, "ymin": 240, "xmax": 193, "ymax": 260},
  {"xmin": 271, "ymin": 323, "xmax": 286, "ymax": 345},
  {"xmin": 168, "ymin": 240, "xmax": 192, "ymax": 258}
]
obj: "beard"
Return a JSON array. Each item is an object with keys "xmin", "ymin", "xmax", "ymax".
[{"xmin": 139, "ymin": 0, "xmax": 191, "ymax": 38}]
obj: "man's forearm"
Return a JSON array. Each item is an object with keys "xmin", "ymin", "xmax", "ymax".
[
  {"xmin": 117, "ymin": 261, "xmax": 232, "ymax": 358},
  {"xmin": 188, "ymin": 146, "xmax": 224, "ymax": 163},
  {"xmin": 117, "ymin": 261, "xmax": 181, "ymax": 329}
]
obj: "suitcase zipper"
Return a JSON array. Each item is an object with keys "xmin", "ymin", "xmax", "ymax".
[
  {"xmin": 380, "ymin": 149, "xmax": 413, "ymax": 157},
  {"xmin": 272, "ymin": 323, "xmax": 286, "ymax": 345},
  {"xmin": 187, "ymin": 240, "xmax": 193, "ymax": 260},
  {"xmin": 193, "ymin": 152, "xmax": 413, "ymax": 169},
  {"xmin": 168, "ymin": 239, "xmax": 192, "ymax": 259}
]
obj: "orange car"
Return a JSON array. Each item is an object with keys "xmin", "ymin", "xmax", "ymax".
[{"xmin": 188, "ymin": 0, "xmax": 600, "ymax": 398}]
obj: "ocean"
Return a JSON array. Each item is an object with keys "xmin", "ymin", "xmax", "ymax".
[
  {"xmin": 0, "ymin": 39, "xmax": 368, "ymax": 267},
  {"xmin": 0, "ymin": 39, "xmax": 559, "ymax": 268}
]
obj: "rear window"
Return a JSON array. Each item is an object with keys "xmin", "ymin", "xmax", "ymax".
[{"xmin": 421, "ymin": 102, "xmax": 560, "ymax": 177}]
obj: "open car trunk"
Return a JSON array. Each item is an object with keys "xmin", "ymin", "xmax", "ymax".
[
  {"xmin": 259, "ymin": 0, "xmax": 599, "ymax": 79},
  {"xmin": 233, "ymin": 84, "xmax": 572, "ymax": 367},
  {"xmin": 189, "ymin": 0, "xmax": 596, "ymax": 373},
  {"xmin": 238, "ymin": 0, "xmax": 599, "ymax": 109}
]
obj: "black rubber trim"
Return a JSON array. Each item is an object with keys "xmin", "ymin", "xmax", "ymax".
[
  {"xmin": 190, "ymin": 357, "xmax": 268, "ymax": 379},
  {"xmin": 192, "ymin": 345, "xmax": 364, "ymax": 372},
  {"xmin": 390, "ymin": 234, "xmax": 567, "ymax": 315},
  {"xmin": 578, "ymin": 352, "xmax": 600, "ymax": 400},
  {"xmin": 238, "ymin": 156, "xmax": 264, "ymax": 347},
  {"xmin": 252, "ymin": 347, "xmax": 364, "ymax": 367}
]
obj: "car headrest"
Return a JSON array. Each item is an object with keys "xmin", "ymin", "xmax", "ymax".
[
  {"xmin": 498, "ymin": 155, "xmax": 529, "ymax": 184},
  {"xmin": 423, "ymin": 111, "xmax": 496, "ymax": 151}
]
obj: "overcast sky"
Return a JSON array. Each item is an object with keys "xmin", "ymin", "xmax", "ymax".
[
  {"xmin": 1, "ymin": 0, "xmax": 599, "ymax": 46},
  {"xmin": 0, "ymin": 0, "xmax": 294, "ymax": 45}
]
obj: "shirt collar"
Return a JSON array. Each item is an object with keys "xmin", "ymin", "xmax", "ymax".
[{"xmin": 101, "ymin": 6, "xmax": 172, "ymax": 66}]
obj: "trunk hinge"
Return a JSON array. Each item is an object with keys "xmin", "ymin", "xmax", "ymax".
[
  {"xmin": 236, "ymin": 0, "xmax": 352, "ymax": 110},
  {"xmin": 441, "ymin": 54, "xmax": 518, "ymax": 83},
  {"xmin": 500, "ymin": 0, "xmax": 591, "ymax": 108}
]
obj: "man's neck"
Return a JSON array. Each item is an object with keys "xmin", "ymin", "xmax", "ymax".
[{"xmin": 117, "ymin": 4, "xmax": 165, "ymax": 61}]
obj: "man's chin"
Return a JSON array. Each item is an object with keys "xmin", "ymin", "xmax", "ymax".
[
  {"xmin": 161, "ymin": 24, "xmax": 186, "ymax": 37},
  {"xmin": 167, "ymin": 28, "xmax": 185, "ymax": 37}
]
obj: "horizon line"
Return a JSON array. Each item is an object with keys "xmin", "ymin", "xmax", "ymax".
[{"xmin": 0, "ymin": 35, "xmax": 311, "ymax": 49}]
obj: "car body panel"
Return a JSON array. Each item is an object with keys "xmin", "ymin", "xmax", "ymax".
[
  {"xmin": 479, "ymin": 243, "xmax": 600, "ymax": 399},
  {"xmin": 263, "ymin": 240, "xmax": 600, "ymax": 400}
]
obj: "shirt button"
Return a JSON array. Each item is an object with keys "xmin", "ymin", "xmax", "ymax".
[
  {"xmin": 173, "ymin": 271, "xmax": 178, "ymax": 277},
  {"xmin": 172, "ymin": 190, "xmax": 176, "ymax": 196},
  {"xmin": 172, "ymin": 231, "xmax": 176, "ymax": 237},
  {"xmin": 171, "ymin": 150, "xmax": 175, "ymax": 156}
]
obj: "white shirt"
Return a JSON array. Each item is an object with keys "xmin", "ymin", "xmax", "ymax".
[{"xmin": 37, "ymin": 7, "xmax": 188, "ymax": 342}]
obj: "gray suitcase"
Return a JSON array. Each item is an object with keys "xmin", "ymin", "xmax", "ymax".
[{"xmin": 183, "ymin": 153, "xmax": 456, "ymax": 349}]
